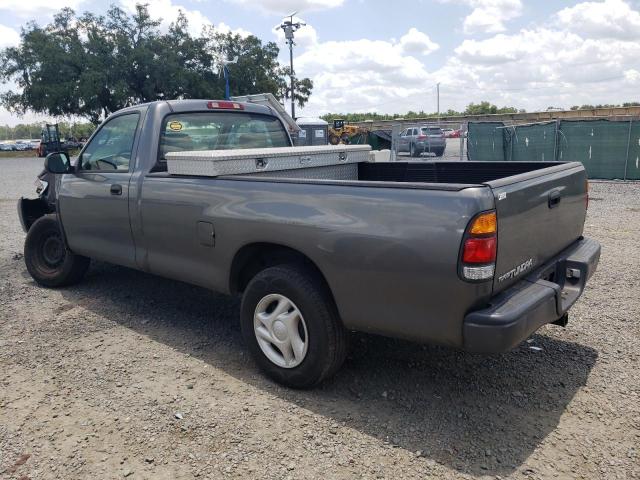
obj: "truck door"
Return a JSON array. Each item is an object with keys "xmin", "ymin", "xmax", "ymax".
[{"xmin": 57, "ymin": 112, "xmax": 141, "ymax": 268}]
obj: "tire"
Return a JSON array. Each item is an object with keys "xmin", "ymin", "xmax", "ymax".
[
  {"xmin": 24, "ymin": 214, "xmax": 90, "ymax": 288},
  {"xmin": 435, "ymin": 148, "xmax": 445, "ymax": 157},
  {"xmin": 240, "ymin": 264, "xmax": 349, "ymax": 389},
  {"xmin": 410, "ymin": 143, "xmax": 417, "ymax": 157},
  {"xmin": 328, "ymin": 134, "xmax": 340, "ymax": 145}
]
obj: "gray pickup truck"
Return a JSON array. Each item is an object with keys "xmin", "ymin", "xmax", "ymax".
[{"xmin": 18, "ymin": 99, "xmax": 600, "ymax": 388}]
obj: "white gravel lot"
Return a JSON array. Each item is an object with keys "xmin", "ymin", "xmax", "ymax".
[{"xmin": 0, "ymin": 157, "xmax": 638, "ymax": 480}]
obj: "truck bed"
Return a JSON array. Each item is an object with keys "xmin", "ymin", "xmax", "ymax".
[
  {"xmin": 217, "ymin": 160, "xmax": 573, "ymax": 189},
  {"xmin": 142, "ymin": 158, "xmax": 588, "ymax": 347},
  {"xmin": 357, "ymin": 161, "xmax": 565, "ymax": 184}
]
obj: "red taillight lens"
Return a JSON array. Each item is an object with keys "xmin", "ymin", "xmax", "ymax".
[
  {"xmin": 417, "ymin": 135, "xmax": 426, "ymax": 140},
  {"xmin": 462, "ymin": 237, "xmax": 497, "ymax": 263},
  {"xmin": 207, "ymin": 101, "xmax": 244, "ymax": 110}
]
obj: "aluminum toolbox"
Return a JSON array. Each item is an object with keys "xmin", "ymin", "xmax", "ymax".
[{"xmin": 166, "ymin": 144, "xmax": 371, "ymax": 177}]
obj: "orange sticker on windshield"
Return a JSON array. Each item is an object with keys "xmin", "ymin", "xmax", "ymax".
[{"xmin": 168, "ymin": 121, "xmax": 183, "ymax": 131}]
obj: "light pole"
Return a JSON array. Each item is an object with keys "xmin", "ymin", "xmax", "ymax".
[
  {"xmin": 277, "ymin": 12, "xmax": 306, "ymax": 119},
  {"xmin": 436, "ymin": 82, "xmax": 440, "ymax": 120}
]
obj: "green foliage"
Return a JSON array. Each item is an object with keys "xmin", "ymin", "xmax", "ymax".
[
  {"xmin": 570, "ymin": 102, "xmax": 640, "ymax": 110},
  {"xmin": 0, "ymin": 5, "xmax": 313, "ymax": 123},
  {"xmin": 0, "ymin": 122, "xmax": 96, "ymax": 141},
  {"xmin": 320, "ymin": 102, "xmax": 522, "ymax": 123},
  {"xmin": 463, "ymin": 101, "xmax": 519, "ymax": 115}
]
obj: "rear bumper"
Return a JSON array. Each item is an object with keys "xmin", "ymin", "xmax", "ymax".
[
  {"xmin": 416, "ymin": 140, "xmax": 445, "ymax": 151},
  {"xmin": 463, "ymin": 237, "xmax": 601, "ymax": 353}
]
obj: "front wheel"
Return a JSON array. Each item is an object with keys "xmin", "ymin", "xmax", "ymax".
[
  {"xmin": 240, "ymin": 264, "xmax": 348, "ymax": 388},
  {"xmin": 24, "ymin": 215, "xmax": 90, "ymax": 287}
]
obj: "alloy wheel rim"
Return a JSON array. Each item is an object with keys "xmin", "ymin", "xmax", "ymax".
[{"xmin": 253, "ymin": 294, "xmax": 308, "ymax": 369}]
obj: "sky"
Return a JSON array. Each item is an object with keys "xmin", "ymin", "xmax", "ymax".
[{"xmin": 1, "ymin": 0, "xmax": 640, "ymax": 125}]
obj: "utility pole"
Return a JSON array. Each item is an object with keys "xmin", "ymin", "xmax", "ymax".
[
  {"xmin": 278, "ymin": 12, "xmax": 306, "ymax": 119},
  {"xmin": 289, "ymin": 42, "xmax": 295, "ymax": 119},
  {"xmin": 436, "ymin": 82, "xmax": 440, "ymax": 120}
]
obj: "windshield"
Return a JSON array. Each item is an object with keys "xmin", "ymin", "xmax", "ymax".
[
  {"xmin": 158, "ymin": 112, "xmax": 290, "ymax": 162},
  {"xmin": 421, "ymin": 127, "xmax": 444, "ymax": 135}
]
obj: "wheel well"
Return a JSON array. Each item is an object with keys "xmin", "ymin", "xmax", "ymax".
[
  {"xmin": 19, "ymin": 198, "xmax": 52, "ymax": 232},
  {"xmin": 229, "ymin": 243, "xmax": 331, "ymax": 297}
]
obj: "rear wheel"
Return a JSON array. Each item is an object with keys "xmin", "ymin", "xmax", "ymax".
[
  {"xmin": 410, "ymin": 143, "xmax": 418, "ymax": 157},
  {"xmin": 240, "ymin": 264, "xmax": 348, "ymax": 388},
  {"xmin": 24, "ymin": 215, "xmax": 89, "ymax": 288},
  {"xmin": 435, "ymin": 147, "xmax": 445, "ymax": 157}
]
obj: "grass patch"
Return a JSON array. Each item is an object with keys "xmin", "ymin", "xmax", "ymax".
[
  {"xmin": 0, "ymin": 151, "xmax": 38, "ymax": 158},
  {"xmin": 0, "ymin": 149, "xmax": 81, "ymax": 159}
]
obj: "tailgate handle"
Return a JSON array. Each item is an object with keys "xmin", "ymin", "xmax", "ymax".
[{"xmin": 548, "ymin": 190, "xmax": 561, "ymax": 208}]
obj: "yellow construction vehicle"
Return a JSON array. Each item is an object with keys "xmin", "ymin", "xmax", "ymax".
[{"xmin": 328, "ymin": 119, "xmax": 364, "ymax": 145}]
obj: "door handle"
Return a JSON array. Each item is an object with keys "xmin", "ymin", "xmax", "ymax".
[
  {"xmin": 110, "ymin": 184, "xmax": 122, "ymax": 195},
  {"xmin": 548, "ymin": 190, "xmax": 561, "ymax": 208}
]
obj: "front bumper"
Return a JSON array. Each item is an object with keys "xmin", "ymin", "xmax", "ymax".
[{"xmin": 463, "ymin": 237, "xmax": 601, "ymax": 353}]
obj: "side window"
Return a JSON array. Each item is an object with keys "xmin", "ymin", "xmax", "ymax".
[{"xmin": 80, "ymin": 113, "xmax": 140, "ymax": 172}]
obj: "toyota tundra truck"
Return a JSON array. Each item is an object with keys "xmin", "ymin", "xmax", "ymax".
[{"xmin": 18, "ymin": 100, "xmax": 600, "ymax": 388}]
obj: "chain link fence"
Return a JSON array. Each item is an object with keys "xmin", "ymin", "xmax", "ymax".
[{"xmin": 387, "ymin": 120, "xmax": 468, "ymax": 161}]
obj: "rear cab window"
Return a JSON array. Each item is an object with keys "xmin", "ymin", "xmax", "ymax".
[
  {"xmin": 421, "ymin": 127, "xmax": 444, "ymax": 135},
  {"xmin": 157, "ymin": 112, "xmax": 290, "ymax": 169}
]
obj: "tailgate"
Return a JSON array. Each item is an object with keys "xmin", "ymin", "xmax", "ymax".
[{"xmin": 489, "ymin": 163, "xmax": 588, "ymax": 294}]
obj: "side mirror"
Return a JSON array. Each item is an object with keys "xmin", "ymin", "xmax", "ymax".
[{"xmin": 44, "ymin": 152, "xmax": 72, "ymax": 174}]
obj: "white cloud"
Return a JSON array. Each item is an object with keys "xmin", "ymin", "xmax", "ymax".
[
  {"xmin": 296, "ymin": 0, "xmax": 640, "ymax": 117},
  {"xmin": 216, "ymin": 22, "xmax": 253, "ymax": 38},
  {"xmin": 437, "ymin": 21, "xmax": 640, "ymax": 112},
  {"xmin": 120, "ymin": 0, "xmax": 210, "ymax": 36},
  {"xmin": 398, "ymin": 28, "xmax": 439, "ymax": 56},
  {"xmin": 0, "ymin": 25, "xmax": 20, "ymax": 48},
  {"xmin": 0, "ymin": 0, "xmax": 85, "ymax": 16},
  {"xmin": 557, "ymin": 0, "xmax": 640, "ymax": 40},
  {"xmin": 119, "ymin": 0, "xmax": 250, "ymax": 37},
  {"xmin": 452, "ymin": 0, "xmax": 523, "ymax": 34},
  {"xmin": 295, "ymin": 31, "xmax": 439, "ymax": 115},
  {"xmin": 228, "ymin": 0, "xmax": 344, "ymax": 14}
]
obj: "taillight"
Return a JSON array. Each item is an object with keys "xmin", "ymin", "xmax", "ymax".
[
  {"xmin": 207, "ymin": 101, "xmax": 244, "ymax": 110},
  {"xmin": 463, "ymin": 237, "xmax": 497, "ymax": 263},
  {"xmin": 460, "ymin": 211, "xmax": 497, "ymax": 281},
  {"xmin": 417, "ymin": 135, "xmax": 426, "ymax": 140}
]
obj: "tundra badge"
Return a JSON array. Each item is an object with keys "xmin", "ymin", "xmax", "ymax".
[{"xmin": 498, "ymin": 258, "xmax": 534, "ymax": 283}]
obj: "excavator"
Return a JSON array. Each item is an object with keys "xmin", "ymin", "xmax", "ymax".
[{"xmin": 328, "ymin": 119, "xmax": 366, "ymax": 145}]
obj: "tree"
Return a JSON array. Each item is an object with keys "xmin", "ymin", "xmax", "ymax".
[
  {"xmin": 276, "ymin": 67, "xmax": 314, "ymax": 108},
  {"xmin": 464, "ymin": 101, "xmax": 519, "ymax": 115},
  {"xmin": 0, "ymin": 5, "xmax": 313, "ymax": 123}
]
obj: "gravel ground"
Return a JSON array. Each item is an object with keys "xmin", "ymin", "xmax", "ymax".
[{"xmin": 1, "ymin": 157, "xmax": 638, "ymax": 480}]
